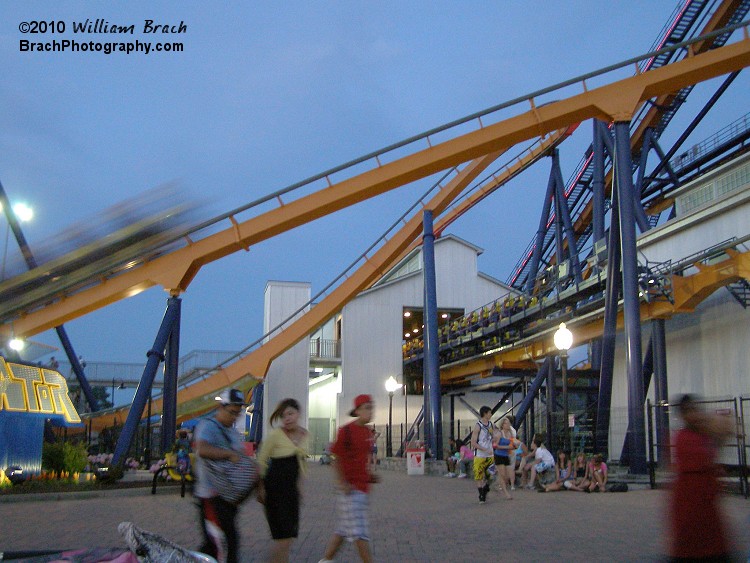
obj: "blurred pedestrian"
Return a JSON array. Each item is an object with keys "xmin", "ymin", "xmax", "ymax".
[
  {"xmin": 319, "ymin": 394, "xmax": 379, "ymax": 563},
  {"xmin": 194, "ymin": 388, "xmax": 248, "ymax": 563},
  {"xmin": 667, "ymin": 393, "xmax": 734, "ymax": 561},
  {"xmin": 256, "ymin": 398, "xmax": 309, "ymax": 563}
]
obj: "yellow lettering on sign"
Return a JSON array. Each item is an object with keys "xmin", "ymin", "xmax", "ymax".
[
  {"xmin": 0, "ymin": 358, "xmax": 26, "ymax": 411},
  {"xmin": 42, "ymin": 368, "xmax": 81, "ymax": 424},
  {"xmin": 0, "ymin": 358, "xmax": 81, "ymax": 423}
]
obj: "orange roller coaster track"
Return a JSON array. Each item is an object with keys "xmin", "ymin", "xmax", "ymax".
[{"xmin": 6, "ymin": 22, "xmax": 750, "ymax": 430}]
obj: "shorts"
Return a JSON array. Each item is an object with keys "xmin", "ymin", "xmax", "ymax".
[
  {"xmin": 473, "ymin": 456, "xmax": 494, "ymax": 481},
  {"xmin": 493, "ymin": 455, "xmax": 510, "ymax": 466},
  {"xmin": 334, "ymin": 490, "xmax": 370, "ymax": 542},
  {"xmin": 534, "ymin": 460, "xmax": 554, "ymax": 473}
]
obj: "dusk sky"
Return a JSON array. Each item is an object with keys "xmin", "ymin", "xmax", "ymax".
[{"xmin": 2, "ymin": 1, "xmax": 747, "ymax": 370}]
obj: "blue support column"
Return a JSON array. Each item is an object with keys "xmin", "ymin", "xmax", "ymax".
[
  {"xmin": 248, "ymin": 382, "xmax": 264, "ymax": 443},
  {"xmin": 652, "ymin": 319, "xmax": 670, "ymax": 466},
  {"xmin": 56, "ymin": 327, "xmax": 98, "ymax": 412},
  {"xmin": 595, "ymin": 168, "xmax": 621, "ymax": 459},
  {"xmin": 525, "ymin": 172, "xmax": 556, "ymax": 294},
  {"xmin": 548, "ymin": 356, "xmax": 557, "ymax": 447},
  {"xmin": 514, "ymin": 357, "xmax": 552, "ymax": 424},
  {"xmin": 552, "ymin": 150, "xmax": 582, "ymax": 282},
  {"xmin": 112, "ymin": 300, "xmax": 180, "ymax": 467},
  {"xmin": 160, "ymin": 296, "xmax": 181, "ymax": 454},
  {"xmin": 592, "ymin": 120, "xmax": 607, "ymax": 243},
  {"xmin": 620, "ymin": 337, "xmax": 655, "ymax": 464},
  {"xmin": 631, "ymin": 130, "xmax": 652, "ymax": 233},
  {"xmin": 422, "ymin": 210, "xmax": 442, "ymax": 459},
  {"xmin": 614, "ymin": 121, "xmax": 647, "ymax": 475},
  {"xmin": 590, "ymin": 120, "xmax": 608, "ymax": 372}
]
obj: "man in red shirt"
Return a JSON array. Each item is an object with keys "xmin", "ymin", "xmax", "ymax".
[{"xmin": 319, "ymin": 394, "xmax": 379, "ymax": 563}]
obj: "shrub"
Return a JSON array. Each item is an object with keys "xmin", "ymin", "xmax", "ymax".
[{"xmin": 42, "ymin": 442, "xmax": 89, "ymax": 475}]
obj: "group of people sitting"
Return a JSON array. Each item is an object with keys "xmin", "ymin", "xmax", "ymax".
[
  {"xmin": 444, "ymin": 414, "xmax": 609, "ymax": 498},
  {"xmin": 539, "ymin": 451, "xmax": 609, "ymax": 493}
]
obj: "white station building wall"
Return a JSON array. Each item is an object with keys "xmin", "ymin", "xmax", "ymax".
[
  {"xmin": 262, "ymin": 281, "xmax": 311, "ymax": 430},
  {"xmin": 339, "ymin": 235, "xmax": 516, "ymax": 429}
]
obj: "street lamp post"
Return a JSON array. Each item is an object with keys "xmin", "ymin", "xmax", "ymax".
[
  {"xmin": 385, "ymin": 375, "xmax": 403, "ymax": 458},
  {"xmin": 111, "ymin": 379, "xmax": 125, "ymax": 408},
  {"xmin": 554, "ymin": 322, "xmax": 573, "ymax": 452}
]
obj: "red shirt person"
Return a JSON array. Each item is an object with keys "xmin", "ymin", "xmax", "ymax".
[
  {"xmin": 320, "ymin": 394, "xmax": 379, "ymax": 563},
  {"xmin": 668, "ymin": 394, "xmax": 734, "ymax": 561}
]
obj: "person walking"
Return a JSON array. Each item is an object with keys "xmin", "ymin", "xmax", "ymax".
[
  {"xmin": 319, "ymin": 394, "xmax": 379, "ymax": 563},
  {"xmin": 194, "ymin": 388, "xmax": 248, "ymax": 563},
  {"xmin": 256, "ymin": 398, "xmax": 309, "ymax": 563},
  {"xmin": 492, "ymin": 416, "xmax": 514, "ymax": 499},
  {"xmin": 470, "ymin": 406, "xmax": 495, "ymax": 503},
  {"xmin": 667, "ymin": 394, "xmax": 735, "ymax": 561}
]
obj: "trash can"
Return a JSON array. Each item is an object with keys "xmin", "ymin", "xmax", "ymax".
[{"xmin": 406, "ymin": 447, "xmax": 425, "ymax": 475}]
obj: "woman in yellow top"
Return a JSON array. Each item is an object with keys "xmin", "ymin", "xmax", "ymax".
[{"xmin": 256, "ymin": 398, "xmax": 309, "ymax": 563}]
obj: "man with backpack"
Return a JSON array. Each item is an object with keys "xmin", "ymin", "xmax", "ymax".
[{"xmin": 470, "ymin": 406, "xmax": 495, "ymax": 503}]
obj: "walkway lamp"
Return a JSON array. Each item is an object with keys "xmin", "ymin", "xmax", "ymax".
[
  {"xmin": 385, "ymin": 375, "xmax": 403, "ymax": 457},
  {"xmin": 554, "ymin": 322, "xmax": 573, "ymax": 451}
]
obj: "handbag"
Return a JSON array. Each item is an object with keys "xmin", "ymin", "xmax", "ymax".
[
  {"xmin": 204, "ymin": 454, "xmax": 259, "ymax": 504},
  {"xmin": 204, "ymin": 419, "xmax": 259, "ymax": 504}
]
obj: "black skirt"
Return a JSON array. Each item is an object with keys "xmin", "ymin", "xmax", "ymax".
[{"xmin": 263, "ymin": 455, "xmax": 300, "ymax": 540}]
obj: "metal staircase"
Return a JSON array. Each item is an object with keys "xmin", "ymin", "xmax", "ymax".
[{"xmin": 727, "ymin": 279, "xmax": 750, "ymax": 308}]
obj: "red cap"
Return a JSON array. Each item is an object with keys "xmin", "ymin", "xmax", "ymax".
[{"xmin": 349, "ymin": 394, "xmax": 373, "ymax": 416}]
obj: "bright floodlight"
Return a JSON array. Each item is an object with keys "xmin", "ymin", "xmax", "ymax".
[
  {"xmin": 385, "ymin": 375, "xmax": 402, "ymax": 393},
  {"xmin": 8, "ymin": 338, "xmax": 25, "ymax": 351},
  {"xmin": 554, "ymin": 322, "xmax": 573, "ymax": 351},
  {"xmin": 13, "ymin": 203, "xmax": 33, "ymax": 222}
]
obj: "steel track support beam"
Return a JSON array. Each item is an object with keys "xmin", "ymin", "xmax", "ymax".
[
  {"xmin": 161, "ymin": 296, "xmax": 181, "ymax": 454},
  {"xmin": 652, "ymin": 319, "xmax": 670, "ymax": 466},
  {"xmin": 422, "ymin": 210, "xmax": 442, "ymax": 460},
  {"xmin": 552, "ymin": 150, "xmax": 583, "ymax": 282},
  {"xmin": 248, "ymin": 381, "xmax": 264, "ymax": 443},
  {"xmin": 112, "ymin": 299, "xmax": 180, "ymax": 467},
  {"xmin": 595, "ymin": 165, "xmax": 621, "ymax": 459},
  {"xmin": 614, "ymin": 121, "xmax": 647, "ymax": 475},
  {"xmin": 526, "ymin": 168, "xmax": 556, "ymax": 294},
  {"xmin": 513, "ymin": 357, "xmax": 552, "ymax": 425}
]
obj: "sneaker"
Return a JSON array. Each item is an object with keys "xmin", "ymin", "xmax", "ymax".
[
  {"xmin": 510, "ymin": 485, "xmax": 516, "ymax": 491},
  {"xmin": 525, "ymin": 484, "xmax": 535, "ymax": 490},
  {"xmin": 457, "ymin": 473, "xmax": 467, "ymax": 479},
  {"xmin": 318, "ymin": 560, "xmax": 334, "ymax": 563},
  {"xmin": 444, "ymin": 472, "xmax": 456, "ymax": 478}
]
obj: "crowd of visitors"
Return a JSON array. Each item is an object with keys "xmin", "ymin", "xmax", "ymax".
[{"xmin": 190, "ymin": 391, "xmax": 682, "ymax": 562}]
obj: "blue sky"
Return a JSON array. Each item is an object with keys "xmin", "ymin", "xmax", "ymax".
[{"xmin": 1, "ymin": 1, "xmax": 747, "ymax": 367}]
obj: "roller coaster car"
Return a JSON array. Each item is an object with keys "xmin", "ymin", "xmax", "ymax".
[{"xmin": 0, "ymin": 200, "xmax": 196, "ymax": 304}]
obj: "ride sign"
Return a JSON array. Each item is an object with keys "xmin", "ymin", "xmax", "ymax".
[{"xmin": 0, "ymin": 357, "xmax": 81, "ymax": 424}]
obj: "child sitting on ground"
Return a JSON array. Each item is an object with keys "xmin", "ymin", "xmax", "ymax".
[
  {"xmin": 587, "ymin": 453, "xmax": 608, "ymax": 492},
  {"xmin": 523, "ymin": 434, "xmax": 555, "ymax": 490},
  {"xmin": 455, "ymin": 439, "xmax": 474, "ymax": 478}
]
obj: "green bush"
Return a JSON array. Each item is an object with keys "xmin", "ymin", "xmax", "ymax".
[{"xmin": 42, "ymin": 441, "xmax": 88, "ymax": 475}]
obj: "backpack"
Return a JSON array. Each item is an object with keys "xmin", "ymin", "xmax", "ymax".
[{"xmin": 607, "ymin": 482, "xmax": 628, "ymax": 492}]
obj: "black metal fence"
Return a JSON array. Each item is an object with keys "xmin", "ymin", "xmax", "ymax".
[{"xmin": 646, "ymin": 397, "xmax": 749, "ymax": 497}]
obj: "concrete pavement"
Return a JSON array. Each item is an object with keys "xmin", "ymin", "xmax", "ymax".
[{"xmin": 1, "ymin": 463, "xmax": 748, "ymax": 562}]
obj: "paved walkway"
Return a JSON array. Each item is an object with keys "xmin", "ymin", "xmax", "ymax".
[{"xmin": 1, "ymin": 463, "xmax": 749, "ymax": 562}]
